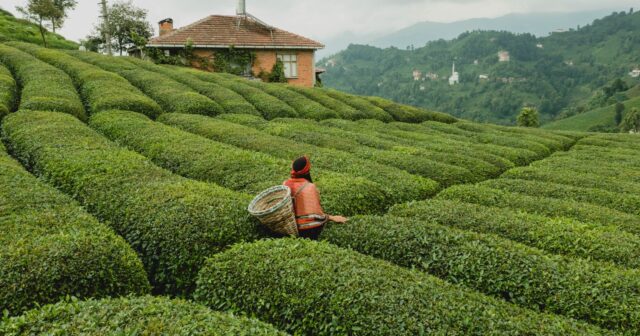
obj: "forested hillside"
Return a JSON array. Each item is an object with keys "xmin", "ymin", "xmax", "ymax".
[{"xmin": 321, "ymin": 10, "xmax": 640, "ymax": 125}]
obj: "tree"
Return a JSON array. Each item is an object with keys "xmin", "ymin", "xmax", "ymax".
[
  {"xmin": 615, "ymin": 102, "xmax": 625, "ymax": 125},
  {"xmin": 517, "ymin": 107, "xmax": 540, "ymax": 127},
  {"xmin": 620, "ymin": 107, "xmax": 640, "ymax": 133},
  {"xmin": 91, "ymin": 1, "xmax": 152, "ymax": 55},
  {"xmin": 16, "ymin": 0, "xmax": 60, "ymax": 47},
  {"xmin": 51, "ymin": 0, "xmax": 77, "ymax": 33},
  {"xmin": 268, "ymin": 60, "xmax": 288, "ymax": 83}
]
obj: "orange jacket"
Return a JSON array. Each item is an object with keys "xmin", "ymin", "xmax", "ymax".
[{"xmin": 283, "ymin": 178, "xmax": 327, "ymax": 231}]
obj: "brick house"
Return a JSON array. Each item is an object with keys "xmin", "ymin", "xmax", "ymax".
[{"xmin": 145, "ymin": 3, "xmax": 324, "ymax": 87}]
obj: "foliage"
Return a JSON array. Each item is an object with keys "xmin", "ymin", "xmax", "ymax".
[
  {"xmin": 389, "ymin": 199, "xmax": 640, "ymax": 269},
  {"xmin": 366, "ymin": 95, "xmax": 458, "ymax": 123},
  {"xmin": 50, "ymin": 0, "xmax": 77, "ymax": 33},
  {"xmin": 90, "ymin": 0, "xmax": 153, "ymax": 55},
  {"xmin": 517, "ymin": 106, "xmax": 540, "ymax": 127},
  {"xmin": 11, "ymin": 42, "xmax": 161, "ymax": 117},
  {"xmin": 195, "ymin": 239, "xmax": 606, "ymax": 335},
  {"xmin": 0, "ymin": 44, "xmax": 85, "ymax": 119},
  {"xmin": 0, "ymin": 8, "xmax": 76, "ymax": 49},
  {"xmin": 267, "ymin": 59, "xmax": 287, "ymax": 82},
  {"xmin": 211, "ymin": 46, "xmax": 255, "ymax": 75},
  {"xmin": 91, "ymin": 110, "xmax": 391, "ymax": 216},
  {"xmin": 0, "ymin": 296, "xmax": 285, "ymax": 335},
  {"xmin": 615, "ymin": 102, "xmax": 625, "ymax": 125},
  {"xmin": 0, "ymin": 142, "xmax": 149, "ymax": 315},
  {"xmin": 2, "ymin": 111, "xmax": 265, "ymax": 295},
  {"xmin": 15, "ymin": 0, "xmax": 59, "ymax": 47},
  {"xmin": 620, "ymin": 107, "xmax": 640, "ymax": 133},
  {"xmin": 159, "ymin": 113, "xmax": 439, "ymax": 205},
  {"xmin": 0, "ymin": 63, "xmax": 16, "ymax": 116},
  {"xmin": 323, "ymin": 88, "xmax": 393, "ymax": 121}
]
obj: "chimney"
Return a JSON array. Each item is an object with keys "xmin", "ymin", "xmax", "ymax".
[
  {"xmin": 158, "ymin": 18, "xmax": 174, "ymax": 36},
  {"xmin": 236, "ymin": 0, "xmax": 246, "ymax": 16}
]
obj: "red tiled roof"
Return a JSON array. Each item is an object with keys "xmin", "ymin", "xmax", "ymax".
[{"xmin": 148, "ymin": 15, "xmax": 324, "ymax": 49}]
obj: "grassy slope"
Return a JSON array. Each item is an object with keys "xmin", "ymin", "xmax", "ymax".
[{"xmin": 0, "ymin": 8, "xmax": 77, "ymax": 50}]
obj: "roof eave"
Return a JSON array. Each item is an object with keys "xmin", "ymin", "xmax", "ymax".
[{"xmin": 146, "ymin": 43, "xmax": 324, "ymax": 50}]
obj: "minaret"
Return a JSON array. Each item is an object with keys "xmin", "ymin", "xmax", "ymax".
[{"xmin": 452, "ymin": 62, "xmax": 455, "ymax": 75}]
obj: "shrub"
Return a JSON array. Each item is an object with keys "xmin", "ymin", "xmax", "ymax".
[
  {"xmin": 389, "ymin": 199, "xmax": 640, "ymax": 269},
  {"xmin": 0, "ymin": 296, "xmax": 284, "ymax": 335},
  {"xmin": 90, "ymin": 110, "xmax": 390, "ymax": 215},
  {"xmin": 2, "ymin": 110, "xmax": 265, "ymax": 295},
  {"xmin": 322, "ymin": 88, "xmax": 393, "ymax": 121},
  {"xmin": 186, "ymin": 70, "xmax": 298, "ymax": 119},
  {"xmin": 287, "ymin": 85, "xmax": 363, "ymax": 120},
  {"xmin": 438, "ymin": 185, "xmax": 640, "ymax": 232},
  {"xmin": 68, "ymin": 51, "xmax": 222, "ymax": 116},
  {"xmin": 456, "ymin": 122, "xmax": 554, "ymax": 155},
  {"xmin": 366, "ymin": 95, "xmax": 458, "ymax": 123},
  {"xmin": 0, "ymin": 45, "xmax": 85, "ymax": 120},
  {"xmin": 483, "ymin": 123, "xmax": 575, "ymax": 149},
  {"xmin": 160, "ymin": 113, "xmax": 439, "ymax": 204},
  {"xmin": 322, "ymin": 215, "xmax": 640, "ymax": 331},
  {"xmin": 0, "ymin": 141, "xmax": 149, "ymax": 315},
  {"xmin": 125, "ymin": 59, "xmax": 260, "ymax": 116},
  {"xmin": 244, "ymin": 81, "xmax": 339, "ymax": 120},
  {"xmin": 10, "ymin": 42, "xmax": 162, "ymax": 118},
  {"xmin": 0, "ymin": 62, "xmax": 16, "ymax": 116},
  {"xmin": 195, "ymin": 239, "xmax": 606, "ymax": 335}
]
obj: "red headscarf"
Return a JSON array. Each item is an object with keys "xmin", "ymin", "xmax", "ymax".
[{"xmin": 291, "ymin": 156, "xmax": 311, "ymax": 178}]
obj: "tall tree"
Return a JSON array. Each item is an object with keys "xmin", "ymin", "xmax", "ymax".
[
  {"xmin": 51, "ymin": 0, "xmax": 77, "ymax": 33},
  {"xmin": 516, "ymin": 107, "xmax": 540, "ymax": 128},
  {"xmin": 620, "ymin": 108, "xmax": 640, "ymax": 133},
  {"xmin": 16, "ymin": 0, "xmax": 60, "ymax": 47},
  {"xmin": 92, "ymin": 1, "xmax": 152, "ymax": 55},
  {"xmin": 615, "ymin": 102, "xmax": 625, "ymax": 125}
]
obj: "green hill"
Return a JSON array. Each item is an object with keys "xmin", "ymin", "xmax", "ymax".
[
  {"xmin": 320, "ymin": 10, "xmax": 640, "ymax": 125},
  {"xmin": 0, "ymin": 7, "xmax": 77, "ymax": 49}
]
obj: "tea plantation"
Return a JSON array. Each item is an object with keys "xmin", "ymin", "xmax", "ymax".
[{"xmin": 1, "ymin": 41, "xmax": 639, "ymax": 335}]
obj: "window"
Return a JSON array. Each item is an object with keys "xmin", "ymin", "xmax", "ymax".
[
  {"xmin": 164, "ymin": 49, "xmax": 171, "ymax": 57},
  {"xmin": 277, "ymin": 53, "xmax": 298, "ymax": 78}
]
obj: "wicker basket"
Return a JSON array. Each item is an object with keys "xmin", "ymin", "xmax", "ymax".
[{"xmin": 248, "ymin": 185, "xmax": 298, "ymax": 237}]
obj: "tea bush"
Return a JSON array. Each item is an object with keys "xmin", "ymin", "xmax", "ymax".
[
  {"xmin": 366, "ymin": 95, "xmax": 458, "ymax": 123},
  {"xmin": 322, "ymin": 215, "xmax": 640, "ymax": 331},
  {"xmin": 0, "ymin": 45, "xmax": 85, "ymax": 119},
  {"xmin": 0, "ymin": 142, "xmax": 149, "ymax": 315},
  {"xmin": 0, "ymin": 296, "xmax": 285, "ymax": 335},
  {"xmin": 195, "ymin": 239, "xmax": 607, "ymax": 335},
  {"xmin": 68, "ymin": 51, "xmax": 222, "ymax": 115},
  {"xmin": 389, "ymin": 199, "xmax": 640, "ymax": 268},
  {"xmin": 322, "ymin": 88, "xmax": 393, "ymax": 121},
  {"xmin": 2, "ymin": 110, "xmax": 264, "ymax": 295},
  {"xmin": 0, "ymin": 62, "xmax": 15, "ymax": 116},
  {"xmin": 287, "ymin": 85, "xmax": 363, "ymax": 119},
  {"xmin": 11, "ymin": 42, "xmax": 162, "ymax": 117},
  {"xmin": 90, "ymin": 110, "xmax": 390, "ymax": 215}
]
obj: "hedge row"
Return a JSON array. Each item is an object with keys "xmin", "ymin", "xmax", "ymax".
[
  {"xmin": 0, "ymin": 141, "xmax": 149, "ymax": 315},
  {"xmin": 244, "ymin": 81, "xmax": 340, "ymax": 120},
  {"xmin": 0, "ymin": 296, "xmax": 284, "ymax": 335},
  {"xmin": 0, "ymin": 62, "xmax": 15, "ymax": 117},
  {"xmin": 12, "ymin": 42, "xmax": 162, "ymax": 117},
  {"xmin": 578, "ymin": 136, "xmax": 640, "ymax": 150},
  {"xmin": 0, "ymin": 45, "xmax": 85, "ymax": 119},
  {"xmin": 2, "ymin": 110, "xmax": 264, "ymax": 295},
  {"xmin": 124, "ymin": 59, "xmax": 259, "ymax": 116},
  {"xmin": 483, "ymin": 178, "xmax": 640, "ymax": 215},
  {"xmin": 186, "ymin": 69, "xmax": 298, "ymax": 119},
  {"xmin": 90, "ymin": 110, "xmax": 390, "ymax": 215},
  {"xmin": 258, "ymin": 118, "xmax": 483, "ymax": 186},
  {"xmin": 160, "ymin": 113, "xmax": 439, "ymax": 204},
  {"xmin": 438, "ymin": 185, "xmax": 640, "ymax": 232},
  {"xmin": 483, "ymin": 123, "xmax": 575, "ymax": 149},
  {"xmin": 286, "ymin": 85, "xmax": 363, "ymax": 120},
  {"xmin": 320, "ymin": 216, "xmax": 640, "ymax": 331},
  {"xmin": 195, "ymin": 239, "xmax": 607, "ymax": 335},
  {"xmin": 68, "ymin": 51, "xmax": 222, "ymax": 115},
  {"xmin": 322, "ymin": 88, "xmax": 393, "ymax": 121},
  {"xmin": 456, "ymin": 121, "xmax": 564, "ymax": 153},
  {"xmin": 365, "ymin": 95, "xmax": 458, "ymax": 123},
  {"xmin": 389, "ymin": 199, "xmax": 640, "ymax": 269}
]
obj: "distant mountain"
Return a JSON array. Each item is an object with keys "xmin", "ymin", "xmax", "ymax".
[
  {"xmin": 370, "ymin": 10, "xmax": 617, "ymax": 49},
  {"xmin": 320, "ymin": 10, "xmax": 640, "ymax": 125}
]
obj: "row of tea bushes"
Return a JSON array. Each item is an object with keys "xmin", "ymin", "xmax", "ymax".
[
  {"xmin": 11, "ymin": 42, "xmax": 162, "ymax": 118},
  {"xmin": 389, "ymin": 199, "xmax": 640, "ymax": 269},
  {"xmin": 183, "ymin": 68, "xmax": 298, "ymax": 119},
  {"xmin": 287, "ymin": 85, "xmax": 364, "ymax": 120},
  {"xmin": 194, "ymin": 239, "xmax": 607, "ymax": 335},
  {"xmin": 0, "ymin": 141, "xmax": 149, "ymax": 315},
  {"xmin": 365, "ymin": 95, "xmax": 458, "ymax": 123},
  {"xmin": 321, "ymin": 88, "xmax": 393, "ymax": 121},
  {"xmin": 320, "ymin": 215, "xmax": 640, "ymax": 332},
  {"xmin": 456, "ymin": 122, "xmax": 571, "ymax": 152},
  {"xmin": 0, "ymin": 296, "xmax": 284, "ymax": 335},
  {"xmin": 0, "ymin": 45, "xmax": 85, "ymax": 119},
  {"xmin": 439, "ymin": 185, "xmax": 640, "ymax": 232},
  {"xmin": 67, "ymin": 51, "xmax": 222, "ymax": 115},
  {"xmin": 124, "ymin": 58, "xmax": 259, "ymax": 116},
  {"xmin": 160, "ymin": 113, "xmax": 439, "ymax": 204},
  {"xmin": 255, "ymin": 118, "xmax": 482, "ymax": 186},
  {"xmin": 0, "ymin": 62, "xmax": 15, "ymax": 117},
  {"xmin": 90, "ymin": 110, "xmax": 390, "ymax": 215},
  {"xmin": 2, "ymin": 111, "xmax": 264, "ymax": 295}
]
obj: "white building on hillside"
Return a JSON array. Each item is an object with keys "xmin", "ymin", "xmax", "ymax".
[
  {"xmin": 449, "ymin": 62, "xmax": 460, "ymax": 85},
  {"xmin": 630, "ymin": 68, "xmax": 640, "ymax": 78},
  {"xmin": 498, "ymin": 51, "xmax": 510, "ymax": 62}
]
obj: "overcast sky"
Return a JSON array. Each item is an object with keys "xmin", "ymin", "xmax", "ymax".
[{"xmin": 2, "ymin": 0, "xmax": 637, "ymax": 42}]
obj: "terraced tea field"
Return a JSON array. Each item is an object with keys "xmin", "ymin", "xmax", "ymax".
[{"xmin": 1, "ymin": 41, "xmax": 639, "ymax": 335}]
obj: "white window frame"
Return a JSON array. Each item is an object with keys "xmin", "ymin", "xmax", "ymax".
[{"xmin": 277, "ymin": 53, "xmax": 298, "ymax": 79}]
